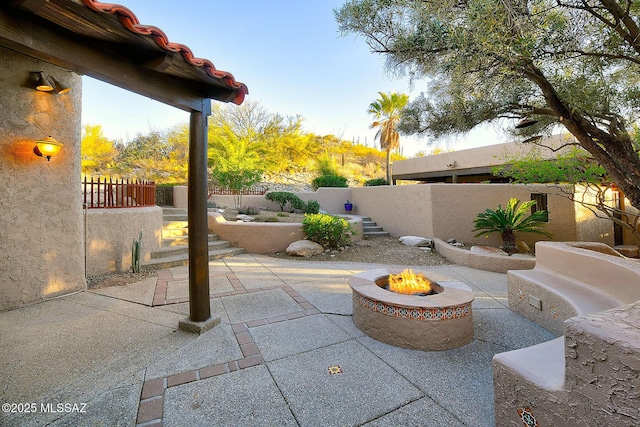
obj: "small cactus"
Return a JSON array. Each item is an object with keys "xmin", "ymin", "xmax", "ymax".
[{"xmin": 131, "ymin": 230, "xmax": 142, "ymax": 273}]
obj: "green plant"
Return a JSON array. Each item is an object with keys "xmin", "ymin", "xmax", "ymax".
[
  {"xmin": 311, "ymin": 174, "xmax": 348, "ymax": 190},
  {"xmin": 302, "ymin": 213, "xmax": 355, "ymax": 249},
  {"xmin": 472, "ymin": 198, "xmax": 552, "ymax": 254},
  {"xmin": 238, "ymin": 206, "xmax": 259, "ymax": 215},
  {"xmin": 277, "ymin": 212, "xmax": 289, "ymax": 217},
  {"xmin": 265, "ymin": 191, "xmax": 305, "ymax": 212},
  {"xmin": 304, "ymin": 199, "xmax": 320, "ymax": 214},
  {"xmin": 131, "ymin": 230, "xmax": 142, "ymax": 273},
  {"xmin": 364, "ymin": 178, "xmax": 388, "ymax": 186},
  {"xmin": 262, "ymin": 216, "xmax": 280, "ymax": 222}
]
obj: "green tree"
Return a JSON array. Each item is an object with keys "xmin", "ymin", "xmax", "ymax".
[
  {"xmin": 496, "ymin": 147, "xmax": 640, "ymax": 247},
  {"xmin": 208, "ymin": 125, "xmax": 264, "ymax": 209},
  {"xmin": 81, "ymin": 124, "xmax": 117, "ymax": 176},
  {"xmin": 473, "ymin": 198, "xmax": 552, "ymax": 254},
  {"xmin": 336, "ymin": 1, "xmax": 640, "ymax": 209},
  {"xmin": 368, "ymin": 92, "xmax": 409, "ymax": 185}
]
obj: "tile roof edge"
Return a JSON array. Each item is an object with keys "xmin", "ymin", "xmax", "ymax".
[{"xmin": 80, "ymin": 0, "xmax": 248, "ymax": 105}]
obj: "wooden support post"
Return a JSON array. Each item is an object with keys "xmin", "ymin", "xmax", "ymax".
[{"xmin": 188, "ymin": 107, "xmax": 211, "ymax": 322}]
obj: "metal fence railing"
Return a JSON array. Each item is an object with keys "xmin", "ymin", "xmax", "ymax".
[{"xmin": 83, "ymin": 176, "xmax": 156, "ymax": 209}]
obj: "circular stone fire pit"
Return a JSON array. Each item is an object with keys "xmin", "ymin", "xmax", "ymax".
[{"xmin": 349, "ymin": 268, "xmax": 474, "ymax": 351}]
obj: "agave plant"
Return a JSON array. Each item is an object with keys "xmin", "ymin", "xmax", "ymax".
[{"xmin": 473, "ymin": 198, "xmax": 552, "ymax": 254}]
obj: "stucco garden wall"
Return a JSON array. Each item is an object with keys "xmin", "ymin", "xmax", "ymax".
[
  {"xmin": 199, "ymin": 187, "xmax": 353, "ymax": 215},
  {"xmin": 0, "ymin": 48, "xmax": 85, "ymax": 311},
  {"xmin": 85, "ymin": 207, "xmax": 162, "ymax": 275},
  {"xmin": 430, "ymin": 184, "xmax": 577, "ymax": 247}
]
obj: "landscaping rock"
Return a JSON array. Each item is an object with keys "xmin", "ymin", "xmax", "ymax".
[
  {"xmin": 517, "ymin": 241, "xmax": 532, "ymax": 254},
  {"xmin": 399, "ymin": 236, "xmax": 433, "ymax": 247},
  {"xmin": 236, "ymin": 214, "xmax": 255, "ymax": 222},
  {"xmin": 470, "ymin": 245, "xmax": 508, "ymax": 256},
  {"xmin": 286, "ymin": 240, "xmax": 324, "ymax": 257}
]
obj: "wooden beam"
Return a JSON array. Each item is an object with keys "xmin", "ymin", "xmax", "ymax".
[
  {"xmin": 187, "ymin": 107, "xmax": 211, "ymax": 322},
  {"xmin": 0, "ymin": 7, "xmax": 236, "ymax": 112}
]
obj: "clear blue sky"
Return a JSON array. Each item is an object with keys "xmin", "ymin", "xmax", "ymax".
[{"xmin": 81, "ymin": 0, "xmax": 505, "ymax": 156}]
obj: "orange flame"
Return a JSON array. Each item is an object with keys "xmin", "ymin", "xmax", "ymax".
[{"xmin": 388, "ymin": 269, "xmax": 435, "ymax": 295}]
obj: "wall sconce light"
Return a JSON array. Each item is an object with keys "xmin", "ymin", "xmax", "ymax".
[
  {"xmin": 35, "ymin": 71, "xmax": 54, "ymax": 92},
  {"xmin": 49, "ymin": 76, "xmax": 71, "ymax": 94},
  {"xmin": 33, "ymin": 72, "xmax": 71, "ymax": 94},
  {"xmin": 33, "ymin": 136, "xmax": 64, "ymax": 161}
]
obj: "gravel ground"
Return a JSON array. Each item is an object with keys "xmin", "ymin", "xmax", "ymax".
[{"xmin": 269, "ymin": 235, "xmax": 450, "ymax": 266}]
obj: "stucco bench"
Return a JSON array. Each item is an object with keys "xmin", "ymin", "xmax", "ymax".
[
  {"xmin": 493, "ymin": 301, "xmax": 640, "ymax": 426},
  {"xmin": 507, "ymin": 241, "xmax": 640, "ymax": 336},
  {"xmin": 493, "ymin": 242, "xmax": 640, "ymax": 425}
]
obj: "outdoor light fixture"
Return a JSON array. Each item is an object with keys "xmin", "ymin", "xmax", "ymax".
[
  {"xmin": 33, "ymin": 72, "xmax": 71, "ymax": 94},
  {"xmin": 515, "ymin": 118, "xmax": 538, "ymax": 129},
  {"xmin": 35, "ymin": 72, "xmax": 53, "ymax": 92},
  {"xmin": 33, "ymin": 136, "xmax": 64, "ymax": 161},
  {"xmin": 49, "ymin": 76, "xmax": 71, "ymax": 94}
]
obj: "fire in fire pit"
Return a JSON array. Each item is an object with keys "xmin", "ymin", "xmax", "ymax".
[{"xmin": 384, "ymin": 268, "xmax": 439, "ymax": 296}]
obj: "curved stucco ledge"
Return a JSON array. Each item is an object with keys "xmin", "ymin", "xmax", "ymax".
[
  {"xmin": 208, "ymin": 212, "xmax": 362, "ymax": 254},
  {"xmin": 433, "ymin": 238, "xmax": 536, "ymax": 273}
]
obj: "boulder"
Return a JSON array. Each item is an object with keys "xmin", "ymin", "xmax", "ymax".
[
  {"xmin": 399, "ymin": 236, "xmax": 433, "ymax": 247},
  {"xmin": 286, "ymin": 240, "xmax": 324, "ymax": 257},
  {"xmin": 236, "ymin": 214, "xmax": 255, "ymax": 222},
  {"xmin": 470, "ymin": 245, "xmax": 508, "ymax": 256}
]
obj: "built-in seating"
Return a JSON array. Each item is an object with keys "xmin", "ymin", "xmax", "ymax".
[
  {"xmin": 493, "ymin": 241, "xmax": 640, "ymax": 426},
  {"xmin": 507, "ymin": 241, "xmax": 640, "ymax": 336}
]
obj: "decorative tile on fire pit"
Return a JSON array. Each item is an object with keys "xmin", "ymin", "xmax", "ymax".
[{"xmin": 349, "ymin": 268, "xmax": 475, "ymax": 351}]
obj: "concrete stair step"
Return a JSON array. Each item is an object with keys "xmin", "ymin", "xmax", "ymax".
[
  {"xmin": 141, "ymin": 247, "xmax": 245, "ymax": 270},
  {"xmin": 162, "ymin": 234, "xmax": 219, "ymax": 247},
  {"xmin": 163, "ymin": 214, "xmax": 188, "ymax": 221},
  {"xmin": 363, "ymin": 231, "xmax": 390, "ymax": 237},
  {"xmin": 152, "ymin": 239, "xmax": 230, "ymax": 259},
  {"xmin": 361, "ymin": 216, "xmax": 389, "ymax": 237},
  {"xmin": 162, "ymin": 207, "xmax": 188, "ymax": 214}
]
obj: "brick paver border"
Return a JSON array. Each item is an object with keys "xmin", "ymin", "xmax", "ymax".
[{"xmin": 136, "ymin": 268, "xmax": 321, "ymax": 426}]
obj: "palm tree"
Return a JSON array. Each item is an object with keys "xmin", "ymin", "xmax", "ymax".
[
  {"xmin": 368, "ymin": 92, "xmax": 409, "ymax": 185},
  {"xmin": 473, "ymin": 198, "xmax": 552, "ymax": 254}
]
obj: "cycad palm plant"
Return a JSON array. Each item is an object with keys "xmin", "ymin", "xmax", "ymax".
[{"xmin": 473, "ymin": 198, "xmax": 552, "ymax": 254}]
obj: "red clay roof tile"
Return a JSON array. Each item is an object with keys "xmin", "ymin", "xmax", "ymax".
[{"xmin": 80, "ymin": 0, "xmax": 248, "ymax": 105}]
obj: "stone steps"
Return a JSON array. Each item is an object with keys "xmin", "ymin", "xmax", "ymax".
[
  {"xmin": 360, "ymin": 217, "xmax": 390, "ymax": 237},
  {"xmin": 142, "ymin": 208, "xmax": 245, "ymax": 269}
]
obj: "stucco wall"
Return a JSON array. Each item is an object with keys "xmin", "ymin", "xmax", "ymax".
[
  {"xmin": 208, "ymin": 212, "xmax": 363, "ymax": 254},
  {"xmin": 203, "ymin": 187, "xmax": 353, "ymax": 215},
  {"xmin": 0, "ymin": 48, "xmax": 85, "ymax": 311},
  {"xmin": 351, "ymin": 185, "xmax": 435, "ymax": 238},
  {"xmin": 85, "ymin": 207, "xmax": 162, "ymax": 275},
  {"xmin": 573, "ymin": 185, "xmax": 616, "ymax": 246},
  {"xmin": 429, "ymin": 184, "xmax": 577, "ymax": 247}
]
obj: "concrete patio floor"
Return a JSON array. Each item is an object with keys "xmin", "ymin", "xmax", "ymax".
[{"xmin": 0, "ymin": 254, "xmax": 554, "ymax": 427}]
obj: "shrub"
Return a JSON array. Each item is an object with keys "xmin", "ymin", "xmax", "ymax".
[
  {"xmin": 364, "ymin": 178, "xmax": 388, "ymax": 186},
  {"xmin": 304, "ymin": 199, "xmax": 320, "ymax": 214},
  {"xmin": 302, "ymin": 213, "xmax": 355, "ymax": 249},
  {"xmin": 473, "ymin": 198, "xmax": 552, "ymax": 254},
  {"xmin": 265, "ymin": 191, "xmax": 306, "ymax": 212},
  {"xmin": 277, "ymin": 212, "xmax": 289, "ymax": 217},
  {"xmin": 311, "ymin": 174, "xmax": 348, "ymax": 190},
  {"xmin": 238, "ymin": 206, "xmax": 259, "ymax": 215}
]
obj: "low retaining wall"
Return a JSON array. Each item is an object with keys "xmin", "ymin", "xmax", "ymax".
[
  {"xmin": 208, "ymin": 212, "xmax": 363, "ymax": 254},
  {"xmin": 85, "ymin": 206, "xmax": 162, "ymax": 275},
  {"xmin": 433, "ymin": 238, "xmax": 536, "ymax": 273}
]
